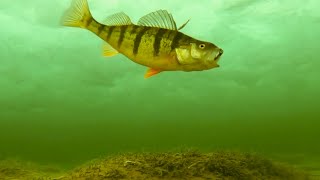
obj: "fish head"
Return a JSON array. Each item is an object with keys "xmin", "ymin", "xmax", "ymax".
[{"xmin": 175, "ymin": 41, "xmax": 223, "ymax": 71}]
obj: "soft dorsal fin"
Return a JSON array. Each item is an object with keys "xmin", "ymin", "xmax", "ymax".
[
  {"xmin": 103, "ymin": 12, "xmax": 133, "ymax": 26},
  {"xmin": 178, "ymin": 19, "xmax": 190, "ymax": 30},
  {"xmin": 137, "ymin": 10, "xmax": 177, "ymax": 30},
  {"xmin": 144, "ymin": 68, "xmax": 162, "ymax": 78},
  {"xmin": 102, "ymin": 42, "xmax": 119, "ymax": 57}
]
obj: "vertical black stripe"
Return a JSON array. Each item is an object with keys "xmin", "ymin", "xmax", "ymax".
[
  {"xmin": 97, "ymin": 24, "xmax": 105, "ymax": 35},
  {"xmin": 130, "ymin": 25, "xmax": 139, "ymax": 35},
  {"xmin": 106, "ymin": 26, "xmax": 115, "ymax": 41},
  {"xmin": 85, "ymin": 18, "xmax": 93, "ymax": 27},
  {"xmin": 153, "ymin": 28, "xmax": 167, "ymax": 56},
  {"xmin": 118, "ymin": 25, "xmax": 128, "ymax": 48},
  {"xmin": 170, "ymin": 31, "xmax": 183, "ymax": 51},
  {"xmin": 133, "ymin": 27, "xmax": 150, "ymax": 55}
]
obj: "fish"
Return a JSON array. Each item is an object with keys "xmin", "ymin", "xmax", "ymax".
[{"xmin": 61, "ymin": 0, "xmax": 224, "ymax": 78}]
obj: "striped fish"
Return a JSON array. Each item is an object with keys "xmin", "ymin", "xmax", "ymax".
[{"xmin": 61, "ymin": 0, "xmax": 223, "ymax": 78}]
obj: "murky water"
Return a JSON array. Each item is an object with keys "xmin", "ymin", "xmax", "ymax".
[{"xmin": 0, "ymin": 0, "xmax": 319, "ymax": 178}]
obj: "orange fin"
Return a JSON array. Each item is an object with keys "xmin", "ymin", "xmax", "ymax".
[{"xmin": 144, "ymin": 68, "xmax": 162, "ymax": 78}]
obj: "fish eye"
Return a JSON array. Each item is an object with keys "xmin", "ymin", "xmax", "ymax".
[{"xmin": 199, "ymin": 44, "xmax": 205, "ymax": 49}]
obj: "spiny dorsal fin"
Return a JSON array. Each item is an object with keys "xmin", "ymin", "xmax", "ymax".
[
  {"xmin": 137, "ymin": 10, "xmax": 177, "ymax": 30},
  {"xmin": 144, "ymin": 68, "xmax": 162, "ymax": 78},
  {"xmin": 178, "ymin": 19, "xmax": 190, "ymax": 30},
  {"xmin": 102, "ymin": 42, "xmax": 119, "ymax": 57},
  {"xmin": 103, "ymin": 12, "xmax": 133, "ymax": 26}
]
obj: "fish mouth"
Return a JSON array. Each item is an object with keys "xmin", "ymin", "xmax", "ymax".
[{"xmin": 214, "ymin": 49, "xmax": 223, "ymax": 61}]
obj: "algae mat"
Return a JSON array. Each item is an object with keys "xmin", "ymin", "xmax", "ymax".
[{"xmin": 0, "ymin": 151, "xmax": 312, "ymax": 180}]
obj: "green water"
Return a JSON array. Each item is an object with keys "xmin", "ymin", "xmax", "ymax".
[{"xmin": 0, "ymin": 0, "xmax": 319, "ymax": 172}]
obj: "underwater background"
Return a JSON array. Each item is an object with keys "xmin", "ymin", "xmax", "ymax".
[{"xmin": 0, "ymin": 0, "xmax": 319, "ymax": 175}]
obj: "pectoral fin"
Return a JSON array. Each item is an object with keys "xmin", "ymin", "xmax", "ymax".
[
  {"xmin": 176, "ymin": 47, "xmax": 191, "ymax": 64},
  {"xmin": 176, "ymin": 43, "xmax": 201, "ymax": 65},
  {"xmin": 144, "ymin": 68, "xmax": 162, "ymax": 78}
]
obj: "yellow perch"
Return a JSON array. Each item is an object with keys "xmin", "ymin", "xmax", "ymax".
[{"xmin": 61, "ymin": 0, "xmax": 224, "ymax": 78}]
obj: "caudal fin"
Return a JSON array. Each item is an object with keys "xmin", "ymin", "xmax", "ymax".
[{"xmin": 60, "ymin": 0, "xmax": 92, "ymax": 28}]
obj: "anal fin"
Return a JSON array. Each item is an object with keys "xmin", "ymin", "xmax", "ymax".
[
  {"xmin": 144, "ymin": 68, "xmax": 162, "ymax": 78},
  {"xmin": 103, "ymin": 42, "xmax": 119, "ymax": 57}
]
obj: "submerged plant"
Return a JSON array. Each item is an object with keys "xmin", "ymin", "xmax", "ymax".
[
  {"xmin": 0, "ymin": 151, "xmax": 310, "ymax": 180},
  {"xmin": 60, "ymin": 150, "xmax": 309, "ymax": 180}
]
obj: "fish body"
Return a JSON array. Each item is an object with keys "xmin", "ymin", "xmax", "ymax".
[
  {"xmin": 61, "ymin": 0, "xmax": 224, "ymax": 78},
  {"xmin": 97, "ymin": 24, "xmax": 183, "ymax": 71}
]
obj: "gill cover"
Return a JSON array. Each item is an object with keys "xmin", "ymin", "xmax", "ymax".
[
  {"xmin": 190, "ymin": 43, "xmax": 202, "ymax": 59},
  {"xmin": 175, "ymin": 43, "xmax": 200, "ymax": 64}
]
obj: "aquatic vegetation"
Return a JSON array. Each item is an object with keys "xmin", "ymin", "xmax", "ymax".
[
  {"xmin": 0, "ymin": 159, "xmax": 63, "ymax": 180},
  {"xmin": 59, "ymin": 150, "xmax": 309, "ymax": 180},
  {"xmin": 0, "ymin": 150, "xmax": 312, "ymax": 179}
]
